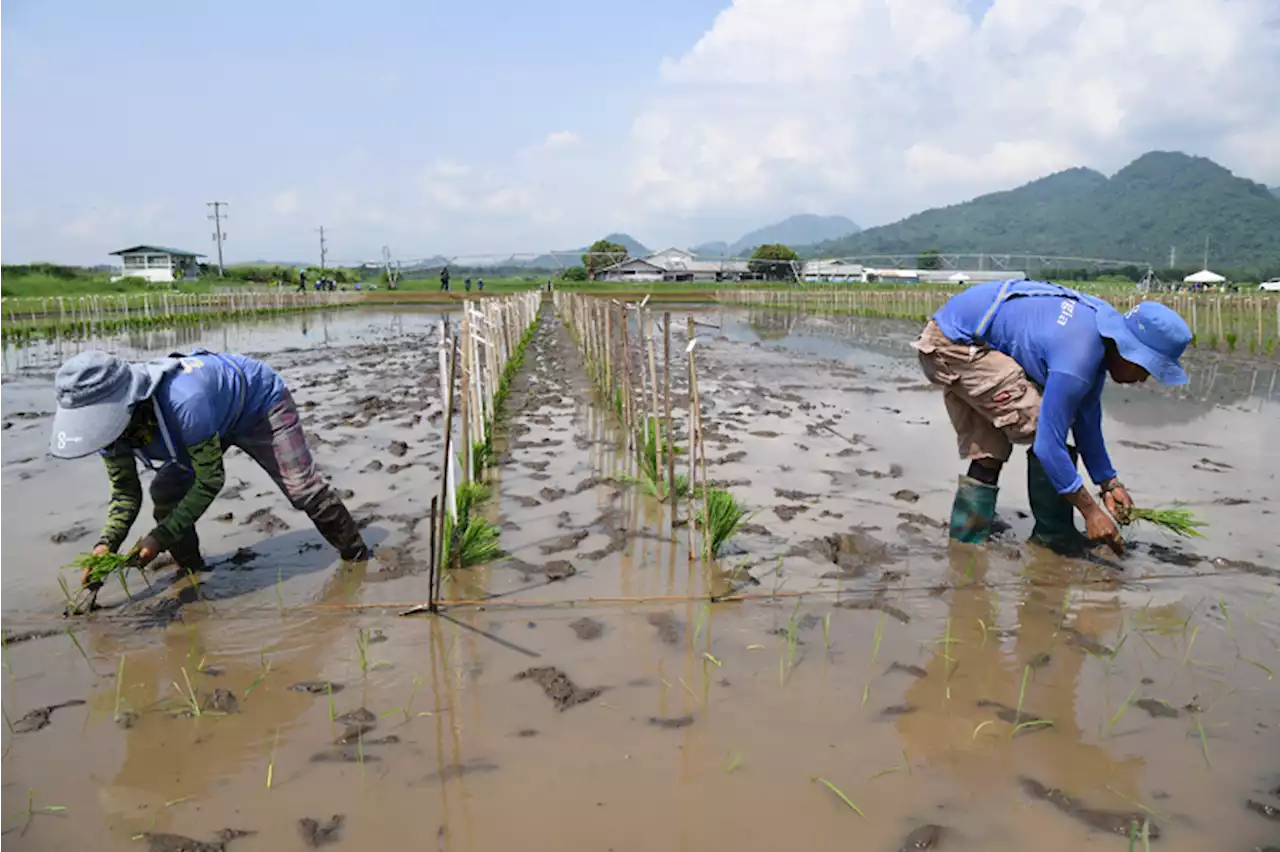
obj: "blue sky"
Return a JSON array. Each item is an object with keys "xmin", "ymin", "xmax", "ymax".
[{"xmin": 4, "ymin": 0, "xmax": 1277, "ymax": 266}]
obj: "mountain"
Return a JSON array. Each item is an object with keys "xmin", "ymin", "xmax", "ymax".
[
  {"xmin": 690, "ymin": 240, "xmax": 730, "ymax": 257},
  {"xmin": 730, "ymin": 214, "xmax": 860, "ymax": 255},
  {"xmin": 814, "ymin": 152, "xmax": 1280, "ymax": 270},
  {"xmin": 1271, "ymin": 186, "xmax": 1280, "ymax": 199},
  {"xmin": 602, "ymin": 233, "xmax": 650, "ymax": 257}
]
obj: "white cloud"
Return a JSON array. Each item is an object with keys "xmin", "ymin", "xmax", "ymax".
[
  {"xmin": 627, "ymin": 0, "xmax": 1280, "ymax": 226},
  {"xmin": 541, "ymin": 130, "xmax": 581, "ymax": 151},
  {"xmin": 270, "ymin": 189, "xmax": 301, "ymax": 217}
]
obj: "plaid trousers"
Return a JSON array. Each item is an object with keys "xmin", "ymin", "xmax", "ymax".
[{"xmin": 232, "ymin": 390, "xmax": 331, "ymax": 513}]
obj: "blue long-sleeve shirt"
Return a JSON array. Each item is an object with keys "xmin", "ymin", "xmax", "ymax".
[{"xmin": 934, "ymin": 281, "xmax": 1117, "ymax": 494}]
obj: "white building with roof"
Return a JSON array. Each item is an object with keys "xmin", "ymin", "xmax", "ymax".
[{"xmin": 110, "ymin": 245, "xmax": 205, "ymax": 284}]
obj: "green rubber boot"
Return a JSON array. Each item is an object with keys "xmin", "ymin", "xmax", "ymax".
[
  {"xmin": 1027, "ymin": 448, "xmax": 1089, "ymax": 555},
  {"xmin": 949, "ymin": 475, "xmax": 998, "ymax": 543}
]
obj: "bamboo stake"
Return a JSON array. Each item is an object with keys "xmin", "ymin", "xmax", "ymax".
[
  {"xmin": 663, "ymin": 311, "xmax": 676, "ymax": 530},
  {"xmin": 686, "ymin": 316, "xmax": 697, "ymax": 560},
  {"xmin": 645, "ymin": 308, "xmax": 662, "ymax": 490}
]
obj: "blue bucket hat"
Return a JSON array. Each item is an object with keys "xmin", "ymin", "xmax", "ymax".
[
  {"xmin": 1094, "ymin": 301, "xmax": 1191, "ymax": 386},
  {"xmin": 49, "ymin": 351, "xmax": 180, "ymax": 459}
]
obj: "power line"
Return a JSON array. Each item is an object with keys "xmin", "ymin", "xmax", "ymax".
[{"xmin": 206, "ymin": 201, "xmax": 228, "ymax": 276}]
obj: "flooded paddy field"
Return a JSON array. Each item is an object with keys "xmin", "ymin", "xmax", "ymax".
[{"xmin": 3, "ymin": 301, "xmax": 1278, "ymax": 852}]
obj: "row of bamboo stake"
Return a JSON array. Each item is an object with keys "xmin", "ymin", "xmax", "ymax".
[
  {"xmin": 3, "ymin": 289, "xmax": 359, "ymax": 325},
  {"xmin": 423, "ymin": 291, "xmax": 542, "ymax": 612},
  {"xmin": 553, "ymin": 292, "xmax": 719, "ymax": 562},
  {"xmin": 717, "ymin": 287, "xmax": 1280, "ymax": 355}
]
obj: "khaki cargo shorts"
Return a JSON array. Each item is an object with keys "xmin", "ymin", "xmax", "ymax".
[{"xmin": 911, "ymin": 320, "xmax": 1041, "ymax": 463}]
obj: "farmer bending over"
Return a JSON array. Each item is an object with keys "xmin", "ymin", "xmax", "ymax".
[
  {"xmin": 49, "ymin": 350, "xmax": 368, "ymax": 585},
  {"xmin": 913, "ymin": 279, "xmax": 1191, "ymax": 554}
]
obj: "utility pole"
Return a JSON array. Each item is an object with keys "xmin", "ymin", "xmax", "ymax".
[
  {"xmin": 1169, "ymin": 246, "xmax": 1176, "ymax": 268},
  {"xmin": 206, "ymin": 201, "xmax": 228, "ymax": 276},
  {"xmin": 317, "ymin": 226, "xmax": 328, "ymax": 271}
]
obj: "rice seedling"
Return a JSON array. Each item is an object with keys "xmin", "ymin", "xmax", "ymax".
[
  {"xmin": 327, "ymin": 682, "xmax": 336, "ymax": 722},
  {"xmin": 811, "ymin": 776, "xmax": 866, "ymax": 818},
  {"xmin": 454, "ymin": 516, "xmax": 502, "ymax": 567},
  {"xmin": 114, "ymin": 655, "xmax": 127, "ymax": 723},
  {"xmin": 2, "ymin": 789, "xmax": 68, "ymax": 836},
  {"xmin": 823, "ymin": 613, "xmax": 832, "ymax": 654},
  {"xmin": 778, "ymin": 601, "xmax": 802, "ymax": 686},
  {"xmin": 275, "ymin": 565, "xmax": 285, "ymax": 616},
  {"xmin": 1010, "ymin": 665, "xmax": 1053, "ymax": 737},
  {"xmin": 1103, "ymin": 684, "xmax": 1140, "ymax": 738},
  {"xmin": 701, "ymin": 489, "xmax": 750, "ymax": 557},
  {"xmin": 265, "ymin": 728, "xmax": 281, "ymax": 790},
  {"xmin": 723, "ymin": 751, "xmax": 743, "ymax": 774},
  {"xmin": 1128, "ymin": 507, "xmax": 1207, "ymax": 539},
  {"xmin": 356, "ymin": 629, "xmax": 371, "ymax": 675},
  {"xmin": 972, "ymin": 720, "xmax": 995, "ymax": 740},
  {"xmin": 1238, "ymin": 654, "xmax": 1273, "ymax": 680},
  {"xmin": 172, "ymin": 667, "xmax": 201, "ymax": 717},
  {"xmin": 243, "ymin": 652, "xmax": 273, "ymax": 700},
  {"xmin": 861, "ymin": 611, "xmax": 886, "ymax": 707},
  {"xmin": 693, "ymin": 602, "xmax": 709, "ymax": 647},
  {"xmin": 63, "ymin": 551, "xmax": 132, "ymax": 586},
  {"xmin": 65, "ymin": 628, "xmax": 97, "ymax": 675},
  {"xmin": 379, "ymin": 676, "xmax": 430, "ymax": 723},
  {"xmin": 1192, "ymin": 715, "xmax": 1212, "ymax": 767}
]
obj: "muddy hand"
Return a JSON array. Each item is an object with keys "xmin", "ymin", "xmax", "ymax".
[
  {"xmin": 1101, "ymin": 481, "xmax": 1134, "ymax": 525},
  {"xmin": 1083, "ymin": 508, "xmax": 1124, "ymax": 556}
]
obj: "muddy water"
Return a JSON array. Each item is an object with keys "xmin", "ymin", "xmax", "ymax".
[{"xmin": 3, "ymin": 302, "xmax": 1278, "ymax": 852}]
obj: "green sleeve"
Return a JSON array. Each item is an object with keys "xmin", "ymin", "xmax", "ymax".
[
  {"xmin": 149, "ymin": 435, "xmax": 226, "ymax": 549},
  {"xmin": 99, "ymin": 453, "xmax": 143, "ymax": 551}
]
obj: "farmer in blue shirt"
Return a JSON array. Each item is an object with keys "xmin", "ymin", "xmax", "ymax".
[
  {"xmin": 913, "ymin": 279, "xmax": 1192, "ymax": 554},
  {"xmin": 49, "ymin": 350, "xmax": 368, "ymax": 587}
]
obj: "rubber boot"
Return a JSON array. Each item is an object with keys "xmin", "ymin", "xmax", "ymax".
[
  {"xmin": 308, "ymin": 490, "xmax": 369, "ymax": 561},
  {"xmin": 1027, "ymin": 448, "xmax": 1089, "ymax": 555},
  {"xmin": 150, "ymin": 464, "xmax": 209, "ymax": 572},
  {"xmin": 949, "ymin": 475, "xmax": 998, "ymax": 543}
]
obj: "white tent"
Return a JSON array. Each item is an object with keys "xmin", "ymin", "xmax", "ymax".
[
  {"xmin": 948, "ymin": 272, "xmax": 971, "ymax": 282},
  {"xmin": 1184, "ymin": 268, "xmax": 1225, "ymax": 284}
]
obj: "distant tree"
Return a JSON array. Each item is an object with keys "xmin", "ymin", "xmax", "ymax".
[
  {"xmin": 917, "ymin": 249, "xmax": 941, "ymax": 270},
  {"xmin": 748, "ymin": 244, "xmax": 800, "ymax": 280},
  {"xmin": 582, "ymin": 239, "xmax": 629, "ymax": 280},
  {"xmin": 560, "ymin": 265, "xmax": 589, "ymax": 282}
]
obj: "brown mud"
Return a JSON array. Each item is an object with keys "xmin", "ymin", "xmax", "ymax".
[{"xmin": 2, "ymin": 304, "xmax": 1278, "ymax": 851}]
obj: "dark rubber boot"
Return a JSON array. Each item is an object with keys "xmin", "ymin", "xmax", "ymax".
[
  {"xmin": 1027, "ymin": 448, "xmax": 1089, "ymax": 555},
  {"xmin": 949, "ymin": 475, "xmax": 998, "ymax": 543},
  {"xmin": 308, "ymin": 491, "xmax": 369, "ymax": 561},
  {"xmin": 150, "ymin": 464, "xmax": 209, "ymax": 572}
]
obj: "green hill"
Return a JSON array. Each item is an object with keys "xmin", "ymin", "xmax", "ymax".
[{"xmin": 815, "ymin": 152, "xmax": 1280, "ymax": 271}]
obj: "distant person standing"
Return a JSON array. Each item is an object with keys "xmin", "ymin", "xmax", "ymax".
[
  {"xmin": 477, "ymin": 278, "xmax": 484, "ymax": 292},
  {"xmin": 464, "ymin": 277, "xmax": 472, "ymax": 293},
  {"xmin": 298, "ymin": 269, "xmax": 307, "ymax": 293},
  {"xmin": 440, "ymin": 266, "xmax": 451, "ymax": 292}
]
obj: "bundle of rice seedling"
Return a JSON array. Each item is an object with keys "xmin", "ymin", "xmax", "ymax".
[
  {"xmin": 701, "ymin": 489, "xmax": 751, "ymax": 556},
  {"xmin": 455, "ymin": 516, "xmax": 502, "ymax": 567},
  {"xmin": 1128, "ymin": 507, "xmax": 1207, "ymax": 539},
  {"xmin": 64, "ymin": 552, "xmax": 133, "ymax": 586}
]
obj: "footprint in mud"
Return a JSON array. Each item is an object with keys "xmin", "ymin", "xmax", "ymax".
[
  {"xmin": 213, "ymin": 512, "xmax": 235, "ymax": 523},
  {"xmin": 891, "ymin": 489, "xmax": 920, "ymax": 503},
  {"xmin": 774, "ymin": 488, "xmax": 820, "ymax": 501},
  {"xmin": 539, "ymin": 486, "xmax": 568, "ymax": 502},
  {"xmin": 199, "ymin": 689, "xmax": 239, "ymax": 714},
  {"xmin": 646, "ymin": 612, "xmax": 684, "ymax": 645},
  {"xmin": 289, "ymin": 681, "xmax": 344, "ymax": 695},
  {"xmin": 1061, "ymin": 626, "xmax": 1112, "ymax": 657},
  {"xmin": 1019, "ymin": 776, "xmax": 1160, "ymax": 838},
  {"xmin": 898, "ymin": 824, "xmax": 946, "ymax": 851},
  {"xmin": 649, "ymin": 714, "xmax": 695, "ymax": 729},
  {"xmin": 1246, "ymin": 799, "xmax": 1280, "ymax": 822},
  {"xmin": 362, "ymin": 460, "xmax": 384, "ymax": 473},
  {"xmin": 879, "ymin": 704, "xmax": 918, "ymax": 718},
  {"xmin": 774, "ymin": 504, "xmax": 810, "ymax": 521},
  {"xmin": 242, "ymin": 508, "xmax": 290, "ymax": 534},
  {"xmin": 415, "ymin": 760, "xmax": 501, "ymax": 785},
  {"xmin": 1027, "ymin": 652, "xmax": 1052, "ymax": 669},
  {"xmin": 514, "ymin": 666, "xmax": 601, "ymax": 711},
  {"xmin": 977, "ymin": 699, "xmax": 1052, "ymax": 733},
  {"xmin": 388, "ymin": 440, "xmax": 409, "ymax": 458},
  {"xmin": 539, "ymin": 530, "xmax": 588, "ymax": 555},
  {"xmin": 835, "ymin": 597, "xmax": 911, "ymax": 624},
  {"xmin": 311, "ymin": 748, "xmax": 384, "ymax": 763},
  {"xmin": 50, "ymin": 523, "xmax": 92, "ymax": 544},
  {"xmin": 13, "ymin": 699, "xmax": 87, "ymax": 733},
  {"xmin": 886, "ymin": 662, "xmax": 928, "ymax": 679},
  {"xmin": 569, "ymin": 617, "xmax": 604, "ymax": 640},
  {"xmin": 138, "ymin": 829, "xmax": 255, "ymax": 852},
  {"xmin": 1133, "ymin": 698, "xmax": 1179, "ymax": 719},
  {"xmin": 299, "ymin": 815, "xmax": 345, "ymax": 848}
]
